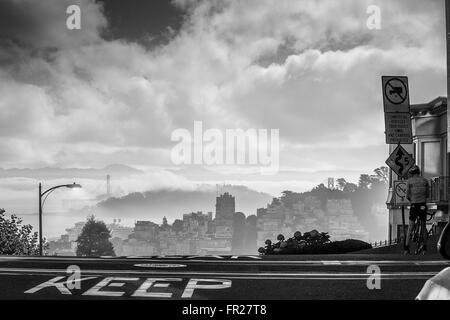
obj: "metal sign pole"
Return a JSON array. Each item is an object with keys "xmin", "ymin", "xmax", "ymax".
[
  {"xmin": 394, "ymin": 142, "xmax": 407, "ymax": 248},
  {"xmin": 401, "ymin": 205, "xmax": 406, "ymax": 248},
  {"xmin": 382, "ymin": 75, "xmax": 412, "ymax": 249}
]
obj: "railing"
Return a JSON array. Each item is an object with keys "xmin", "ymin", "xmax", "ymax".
[
  {"xmin": 370, "ymin": 238, "xmax": 403, "ymax": 248},
  {"xmin": 430, "ymin": 176, "xmax": 449, "ymax": 203}
]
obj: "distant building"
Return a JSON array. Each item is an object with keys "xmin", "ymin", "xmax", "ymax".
[
  {"xmin": 197, "ymin": 238, "xmax": 231, "ymax": 255},
  {"xmin": 215, "ymin": 192, "xmax": 235, "ymax": 220},
  {"xmin": 328, "ymin": 178, "xmax": 335, "ymax": 189},
  {"xmin": 214, "ymin": 193, "xmax": 235, "ymax": 239},
  {"xmin": 130, "ymin": 221, "xmax": 159, "ymax": 241},
  {"xmin": 107, "ymin": 174, "xmax": 111, "ymax": 196},
  {"xmin": 48, "ymin": 234, "xmax": 74, "ymax": 256},
  {"xmin": 107, "ymin": 220, "xmax": 133, "ymax": 240},
  {"xmin": 121, "ymin": 238, "xmax": 157, "ymax": 256},
  {"xmin": 214, "ymin": 222, "xmax": 233, "ymax": 239},
  {"xmin": 65, "ymin": 221, "xmax": 86, "ymax": 242},
  {"xmin": 326, "ymin": 199, "xmax": 369, "ymax": 242},
  {"xmin": 256, "ymin": 193, "xmax": 369, "ymax": 247},
  {"xmin": 232, "ymin": 212, "xmax": 246, "ymax": 254},
  {"xmin": 182, "ymin": 211, "xmax": 211, "ymax": 238},
  {"xmin": 121, "ymin": 220, "xmax": 160, "ymax": 256},
  {"xmin": 244, "ymin": 215, "xmax": 258, "ymax": 254},
  {"xmin": 256, "ymin": 198, "xmax": 286, "ymax": 247}
]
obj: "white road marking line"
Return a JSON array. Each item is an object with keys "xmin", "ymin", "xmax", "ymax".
[
  {"xmin": 0, "ymin": 273, "xmax": 432, "ymax": 280},
  {"xmin": 216, "ymin": 276, "xmax": 433, "ymax": 280},
  {"xmin": 0, "ymin": 257, "xmax": 448, "ymax": 266},
  {"xmin": 134, "ymin": 264, "xmax": 187, "ymax": 268},
  {"xmin": 0, "ymin": 267, "xmax": 438, "ymax": 278},
  {"xmin": 322, "ymin": 261, "xmax": 342, "ymax": 265}
]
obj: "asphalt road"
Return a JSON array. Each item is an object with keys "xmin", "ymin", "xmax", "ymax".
[{"xmin": 0, "ymin": 254, "xmax": 448, "ymax": 300}]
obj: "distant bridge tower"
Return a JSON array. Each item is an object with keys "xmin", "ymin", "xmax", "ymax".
[
  {"xmin": 327, "ymin": 177, "xmax": 335, "ymax": 190},
  {"xmin": 106, "ymin": 174, "xmax": 111, "ymax": 196}
]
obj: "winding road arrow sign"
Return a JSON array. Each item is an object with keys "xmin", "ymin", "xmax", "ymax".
[{"xmin": 385, "ymin": 144, "xmax": 415, "ymax": 178}]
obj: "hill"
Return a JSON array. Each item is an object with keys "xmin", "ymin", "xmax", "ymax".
[{"xmin": 94, "ymin": 184, "xmax": 274, "ymax": 221}]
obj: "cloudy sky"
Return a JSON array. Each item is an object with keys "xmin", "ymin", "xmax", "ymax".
[{"xmin": 0, "ymin": 0, "xmax": 447, "ymax": 203}]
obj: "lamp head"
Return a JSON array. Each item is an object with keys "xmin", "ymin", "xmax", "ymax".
[{"xmin": 67, "ymin": 182, "xmax": 82, "ymax": 189}]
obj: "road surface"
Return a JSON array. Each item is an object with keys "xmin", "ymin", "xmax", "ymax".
[{"xmin": 0, "ymin": 254, "xmax": 448, "ymax": 300}]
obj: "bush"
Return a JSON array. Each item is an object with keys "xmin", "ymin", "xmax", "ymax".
[
  {"xmin": 261, "ymin": 228, "xmax": 372, "ymax": 255},
  {"xmin": 275, "ymin": 239, "xmax": 372, "ymax": 255}
]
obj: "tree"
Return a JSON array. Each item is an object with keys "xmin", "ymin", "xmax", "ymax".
[
  {"xmin": 373, "ymin": 166, "xmax": 389, "ymax": 184},
  {"xmin": 313, "ymin": 183, "xmax": 328, "ymax": 191},
  {"xmin": 280, "ymin": 191, "xmax": 299, "ymax": 209},
  {"xmin": 0, "ymin": 209, "xmax": 46, "ymax": 255},
  {"xmin": 358, "ymin": 174, "xmax": 372, "ymax": 189},
  {"xmin": 343, "ymin": 182, "xmax": 358, "ymax": 193},
  {"xmin": 76, "ymin": 216, "xmax": 115, "ymax": 256},
  {"xmin": 336, "ymin": 178, "xmax": 347, "ymax": 191}
]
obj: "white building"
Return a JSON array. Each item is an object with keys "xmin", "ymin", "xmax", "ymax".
[{"xmin": 387, "ymin": 97, "xmax": 449, "ymax": 241}]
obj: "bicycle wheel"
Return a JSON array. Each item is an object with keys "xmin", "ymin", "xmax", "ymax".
[
  {"xmin": 415, "ymin": 222, "xmax": 426, "ymax": 255},
  {"xmin": 411, "ymin": 220, "xmax": 420, "ymax": 243}
]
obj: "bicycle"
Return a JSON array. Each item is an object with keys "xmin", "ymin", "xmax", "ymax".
[{"xmin": 410, "ymin": 211, "xmax": 436, "ymax": 255}]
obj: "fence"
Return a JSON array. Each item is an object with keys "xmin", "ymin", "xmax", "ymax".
[{"xmin": 370, "ymin": 237, "xmax": 404, "ymax": 248}]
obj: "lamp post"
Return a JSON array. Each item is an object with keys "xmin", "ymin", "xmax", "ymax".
[{"xmin": 38, "ymin": 182, "xmax": 82, "ymax": 256}]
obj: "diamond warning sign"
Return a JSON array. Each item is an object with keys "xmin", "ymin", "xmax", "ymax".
[{"xmin": 385, "ymin": 144, "xmax": 415, "ymax": 178}]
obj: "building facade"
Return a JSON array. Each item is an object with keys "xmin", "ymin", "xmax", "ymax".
[
  {"xmin": 387, "ymin": 97, "xmax": 449, "ymax": 241},
  {"xmin": 215, "ymin": 192, "xmax": 235, "ymax": 220},
  {"xmin": 214, "ymin": 192, "xmax": 235, "ymax": 239}
]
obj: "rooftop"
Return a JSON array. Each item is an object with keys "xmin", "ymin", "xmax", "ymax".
[{"xmin": 410, "ymin": 96, "xmax": 447, "ymax": 117}]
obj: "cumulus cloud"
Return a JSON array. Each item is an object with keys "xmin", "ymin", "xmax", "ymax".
[{"xmin": 0, "ymin": 0, "xmax": 446, "ymax": 189}]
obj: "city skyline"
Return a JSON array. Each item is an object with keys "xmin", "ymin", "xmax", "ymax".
[{"xmin": 48, "ymin": 186, "xmax": 381, "ymax": 256}]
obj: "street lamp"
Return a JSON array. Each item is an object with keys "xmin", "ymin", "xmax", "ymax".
[{"xmin": 38, "ymin": 182, "xmax": 82, "ymax": 256}]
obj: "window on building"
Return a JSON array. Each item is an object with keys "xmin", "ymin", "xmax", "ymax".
[{"xmin": 422, "ymin": 141, "xmax": 441, "ymax": 178}]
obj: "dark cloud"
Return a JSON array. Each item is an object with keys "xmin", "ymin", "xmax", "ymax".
[
  {"xmin": 98, "ymin": 0, "xmax": 186, "ymax": 48},
  {"xmin": 0, "ymin": 0, "xmax": 106, "ymax": 48}
]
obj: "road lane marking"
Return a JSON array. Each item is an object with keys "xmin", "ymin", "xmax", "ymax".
[
  {"xmin": 1, "ymin": 256, "xmax": 448, "ymax": 266},
  {"xmin": 24, "ymin": 276, "xmax": 98, "ymax": 294},
  {"xmin": 322, "ymin": 261, "xmax": 342, "ymax": 265},
  {"xmin": 0, "ymin": 267, "xmax": 439, "ymax": 279},
  {"xmin": 23, "ymin": 276, "xmax": 233, "ymax": 298},
  {"xmin": 134, "ymin": 264, "xmax": 187, "ymax": 268}
]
